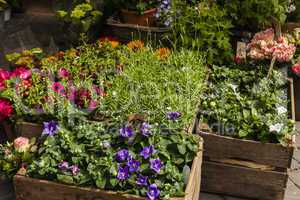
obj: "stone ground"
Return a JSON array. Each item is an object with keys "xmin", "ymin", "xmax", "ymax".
[{"xmin": 1, "ymin": 1, "xmax": 300, "ymax": 200}]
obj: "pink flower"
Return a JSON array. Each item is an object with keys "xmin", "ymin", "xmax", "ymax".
[
  {"xmin": 0, "ymin": 80, "xmax": 6, "ymax": 91},
  {"xmin": 52, "ymin": 82, "xmax": 65, "ymax": 95},
  {"xmin": 12, "ymin": 67, "xmax": 31, "ymax": 80},
  {"xmin": 93, "ymin": 85, "xmax": 107, "ymax": 97},
  {"xmin": 292, "ymin": 64, "xmax": 300, "ymax": 75},
  {"xmin": 0, "ymin": 69, "xmax": 11, "ymax": 80},
  {"xmin": 58, "ymin": 68, "xmax": 70, "ymax": 78},
  {"xmin": 0, "ymin": 98, "xmax": 13, "ymax": 122},
  {"xmin": 88, "ymin": 100, "xmax": 98, "ymax": 112},
  {"xmin": 13, "ymin": 137, "xmax": 30, "ymax": 153}
]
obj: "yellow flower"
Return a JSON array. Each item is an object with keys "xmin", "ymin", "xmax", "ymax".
[
  {"xmin": 99, "ymin": 37, "xmax": 120, "ymax": 48},
  {"xmin": 155, "ymin": 48, "xmax": 171, "ymax": 59},
  {"xmin": 127, "ymin": 40, "xmax": 144, "ymax": 51}
]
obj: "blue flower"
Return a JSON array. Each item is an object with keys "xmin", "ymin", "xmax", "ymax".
[
  {"xmin": 58, "ymin": 161, "xmax": 69, "ymax": 171},
  {"xmin": 147, "ymin": 184, "xmax": 160, "ymax": 200},
  {"xmin": 136, "ymin": 174, "xmax": 148, "ymax": 186},
  {"xmin": 42, "ymin": 121, "xmax": 59, "ymax": 136},
  {"xmin": 140, "ymin": 122, "xmax": 152, "ymax": 137},
  {"xmin": 117, "ymin": 165, "xmax": 130, "ymax": 180},
  {"xmin": 70, "ymin": 165, "xmax": 80, "ymax": 176},
  {"xmin": 150, "ymin": 158, "xmax": 163, "ymax": 173},
  {"xmin": 119, "ymin": 125, "xmax": 134, "ymax": 138},
  {"xmin": 115, "ymin": 149, "xmax": 130, "ymax": 162},
  {"xmin": 166, "ymin": 112, "xmax": 181, "ymax": 120},
  {"xmin": 127, "ymin": 157, "xmax": 140, "ymax": 172},
  {"xmin": 140, "ymin": 145, "xmax": 156, "ymax": 159}
]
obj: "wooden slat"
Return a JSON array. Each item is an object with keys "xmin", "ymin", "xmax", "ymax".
[
  {"xmin": 15, "ymin": 122, "xmax": 43, "ymax": 138},
  {"xmin": 199, "ymin": 132, "xmax": 294, "ymax": 169},
  {"xmin": 201, "ymin": 161, "xmax": 287, "ymax": 200}
]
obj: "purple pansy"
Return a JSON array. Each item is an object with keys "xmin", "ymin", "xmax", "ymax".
[
  {"xmin": 42, "ymin": 121, "xmax": 59, "ymax": 136},
  {"xmin": 150, "ymin": 158, "xmax": 163, "ymax": 173},
  {"xmin": 140, "ymin": 145, "xmax": 156, "ymax": 159},
  {"xmin": 117, "ymin": 165, "xmax": 130, "ymax": 180},
  {"xmin": 140, "ymin": 122, "xmax": 152, "ymax": 137},
  {"xmin": 136, "ymin": 174, "xmax": 148, "ymax": 186},
  {"xmin": 58, "ymin": 161, "xmax": 69, "ymax": 171},
  {"xmin": 70, "ymin": 165, "xmax": 80, "ymax": 176},
  {"xmin": 119, "ymin": 125, "xmax": 134, "ymax": 138},
  {"xmin": 116, "ymin": 149, "xmax": 130, "ymax": 162},
  {"xmin": 147, "ymin": 184, "xmax": 160, "ymax": 200},
  {"xmin": 166, "ymin": 111, "xmax": 181, "ymax": 120},
  {"xmin": 127, "ymin": 158, "xmax": 140, "ymax": 172}
]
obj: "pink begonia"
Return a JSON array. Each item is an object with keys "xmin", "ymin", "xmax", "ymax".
[
  {"xmin": 13, "ymin": 137, "xmax": 30, "ymax": 153},
  {"xmin": 247, "ymin": 29, "xmax": 296, "ymax": 62}
]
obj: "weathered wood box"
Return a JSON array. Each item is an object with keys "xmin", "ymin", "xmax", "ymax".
[
  {"xmin": 193, "ymin": 80, "xmax": 295, "ymax": 200},
  {"xmin": 14, "ymin": 140, "xmax": 203, "ymax": 200},
  {"xmin": 2, "ymin": 121, "xmax": 43, "ymax": 141}
]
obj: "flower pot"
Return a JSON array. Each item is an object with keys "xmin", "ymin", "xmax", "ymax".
[
  {"xmin": 0, "ymin": 177, "xmax": 15, "ymax": 200},
  {"xmin": 15, "ymin": 121, "xmax": 43, "ymax": 139},
  {"xmin": 120, "ymin": 8, "xmax": 157, "ymax": 27}
]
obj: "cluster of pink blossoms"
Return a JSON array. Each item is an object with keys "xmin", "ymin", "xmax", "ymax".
[{"xmin": 248, "ymin": 28, "xmax": 296, "ymax": 62}]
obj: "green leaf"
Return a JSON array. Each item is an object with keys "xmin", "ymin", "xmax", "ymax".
[
  {"xmin": 57, "ymin": 175, "xmax": 74, "ymax": 184},
  {"xmin": 177, "ymin": 144, "xmax": 186, "ymax": 155}
]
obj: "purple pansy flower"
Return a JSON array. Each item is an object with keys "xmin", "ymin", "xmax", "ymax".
[
  {"xmin": 117, "ymin": 165, "xmax": 130, "ymax": 180},
  {"xmin": 147, "ymin": 184, "xmax": 160, "ymax": 200},
  {"xmin": 136, "ymin": 174, "xmax": 148, "ymax": 186},
  {"xmin": 166, "ymin": 112, "xmax": 181, "ymax": 120},
  {"xmin": 42, "ymin": 121, "xmax": 59, "ymax": 136},
  {"xmin": 150, "ymin": 158, "xmax": 163, "ymax": 173},
  {"xmin": 127, "ymin": 158, "xmax": 140, "ymax": 172},
  {"xmin": 119, "ymin": 125, "xmax": 134, "ymax": 138},
  {"xmin": 116, "ymin": 149, "xmax": 129, "ymax": 162},
  {"xmin": 58, "ymin": 161, "xmax": 69, "ymax": 171},
  {"xmin": 140, "ymin": 122, "xmax": 152, "ymax": 137},
  {"xmin": 140, "ymin": 145, "xmax": 156, "ymax": 159},
  {"xmin": 70, "ymin": 165, "xmax": 80, "ymax": 176}
]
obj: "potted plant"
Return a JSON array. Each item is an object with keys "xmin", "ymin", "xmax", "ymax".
[
  {"xmin": 0, "ymin": 137, "xmax": 37, "ymax": 199},
  {"xmin": 116, "ymin": 0, "xmax": 160, "ymax": 26}
]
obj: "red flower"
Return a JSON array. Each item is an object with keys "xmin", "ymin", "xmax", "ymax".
[
  {"xmin": 58, "ymin": 68, "xmax": 70, "ymax": 78},
  {"xmin": 52, "ymin": 82, "xmax": 65, "ymax": 95},
  {"xmin": 234, "ymin": 55, "xmax": 242, "ymax": 64},
  {"xmin": 93, "ymin": 85, "xmax": 107, "ymax": 97},
  {"xmin": 75, "ymin": 88, "xmax": 91, "ymax": 108},
  {"xmin": 0, "ymin": 69, "xmax": 11, "ymax": 80},
  {"xmin": 0, "ymin": 98, "xmax": 13, "ymax": 122},
  {"xmin": 88, "ymin": 100, "xmax": 98, "ymax": 112},
  {"xmin": 0, "ymin": 81, "xmax": 6, "ymax": 91},
  {"xmin": 12, "ymin": 67, "xmax": 31, "ymax": 80},
  {"xmin": 292, "ymin": 64, "xmax": 300, "ymax": 75}
]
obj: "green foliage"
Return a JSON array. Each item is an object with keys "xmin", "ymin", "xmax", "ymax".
[
  {"xmin": 166, "ymin": 0, "xmax": 233, "ymax": 65},
  {"xmin": 113, "ymin": 0, "xmax": 158, "ymax": 14},
  {"xmin": 28, "ymin": 119, "xmax": 201, "ymax": 199},
  {"xmin": 200, "ymin": 64, "xmax": 295, "ymax": 145},
  {"xmin": 218, "ymin": 0, "xmax": 290, "ymax": 30}
]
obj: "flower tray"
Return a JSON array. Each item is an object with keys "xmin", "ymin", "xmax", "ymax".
[
  {"xmin": 193, "ymin": 80, "xmax": 295, "ymax": 200},
  {"xmin": 14, "ymin": 140, "xmax": 203, "ymax": 200},
  {"xmin": 105, "ymin": 14, "xmax": 169, "ymax": 43}
]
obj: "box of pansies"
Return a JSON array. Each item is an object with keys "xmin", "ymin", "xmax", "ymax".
[
  {"xmin": 10, "ymin": 117, "xmax": 203, "ymax": 200},
  {"xmin": 195, "ymin": 29, "xmax": 296, "ymax": 200}
]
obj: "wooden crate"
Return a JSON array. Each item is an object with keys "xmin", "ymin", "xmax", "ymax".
[
  {"xmin": 193, "ymin": 80, "xmax": 295, "ymax": 200},
  {"xmin": 14, "ymin": 140, "xmax": 203, "ymax": 200},
  {"xmin": 2, "ymin": 121, "xmax": 43, "ymax": 140}
]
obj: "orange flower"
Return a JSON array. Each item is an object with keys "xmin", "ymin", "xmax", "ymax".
[
  {"xmin": 99, "ymin": 37, "xmax": 120, "ymax": 48},
  {"xmin": 127, "ymin": 40, "xmax": 144, "ymax": 51},
  {"xmin": 155, "ymin": 48, "xmax": 171, "ymax": 59}
]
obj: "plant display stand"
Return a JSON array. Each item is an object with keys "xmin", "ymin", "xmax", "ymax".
[
  {"xmin": 14, "ymin": 139, "xmax": 203, "ymax": 200},
  {"xmin": 105, "ymin": 15, "xmax": 169, "ymax": 43}
]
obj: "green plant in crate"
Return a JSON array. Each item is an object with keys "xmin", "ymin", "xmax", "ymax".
[
  {"xmin": 165, "ymin": 0, "xmax": 233, "ymax": 64},
  {"xmin": 200, "ymin": 65, "xmax": 295, "ymax": 145},
  {"xmin": 28, "ymin": 118, "xmax": 200, "ymax": 199}
]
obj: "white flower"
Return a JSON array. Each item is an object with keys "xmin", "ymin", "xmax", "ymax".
[
  {"xmin": 112, "ymin": 91, "xmax": 117, "ymax": 96},
  {"xmin": 277, "ymin": 106, "xmax": 287, "ymax": 115},
  {"xmin": 269, "ymin": 123, "xmax": 284, "ymax": 133},
  {"xmin": 229, "ymin": 84, "xmax": 238, "ymax": 93}
]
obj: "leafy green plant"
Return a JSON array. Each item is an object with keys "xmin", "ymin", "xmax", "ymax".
[
  {"xmin": 218, "ymin": 0, "xmax": 291, "ymax": 30},
  {"xmin": 113, "ymin": 0, "xmax": 159, "ymax": 14},
  {"xmin": 28, "ymin": 118, "xmax": 201, "ymax": 199},
  {"xmin": 0, "ymin": 0, "xmax": 8, "ymax": 11},
  {"xmin": 165, "ymin": 0, "xmax": 233, "ymax": 64},
  {"xmin": 200, "ymin": 64, "xmax": 295, "ymax": 145}
]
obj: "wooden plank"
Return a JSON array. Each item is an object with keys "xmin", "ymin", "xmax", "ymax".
[
  {"xmin": 201, "ymin": 161, "xmax": 287, "ymax": 200},
  {"xmin": 199, "ymin": 132, "xmax": 294, "ymax": 169},
  {"xmin": 15, "ymin": 121, "xmax": 43, "ymax": 138}
]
